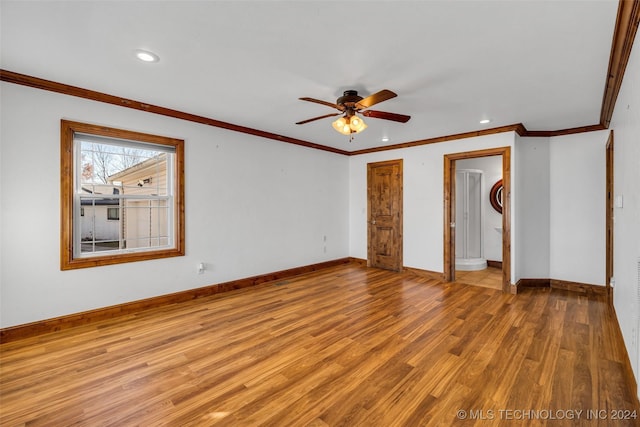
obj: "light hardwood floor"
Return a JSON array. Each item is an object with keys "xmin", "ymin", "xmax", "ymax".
[
  {"xmin": 455, "ymin": 266, "xmax": 503, "ymax": 290},
  {"xmin": 1, "ymin": 263, "xmax": 638, "ymax": 426}
]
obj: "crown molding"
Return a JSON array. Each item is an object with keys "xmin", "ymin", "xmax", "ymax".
[
  {"xmin": 519, "ymin": 124, "xmax": 607, "ymax": 138},
  {"xmin": 0, "ymin": 69, "xmax": 613, "ymax": 157},
  {"xmin": 349, "ymin": 124, "xmax": 525, "ymax": 156},
  {"xmin": 4, "ymin": 0, "xmax": 637, "ymax": 162},
  {"xmin": 0, "ymin": 69, "xmax": 350, "ymax": 156},
  {"xmin": 600, "ymin": 0, "xmax": 640, "ymax": 128},
  {"xmin": 2, "ymin": 0, "xmax": 637, "ymax": 155}
]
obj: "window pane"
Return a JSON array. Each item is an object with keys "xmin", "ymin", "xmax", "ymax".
[
  {"xmin": 79, "ymin": 141, "xmax": 168, "ymax": 195},
  {"xmin": 79, "ymin": 202, "xmax": 121, "ymax": 254},
  {"xmin": 121, "ymin": 199, "xmax": 170, "ymax": 249},
  {"xmin": 79, "ymin": 204, "xmax": 96, "ymax": 244},
  {"xmin": 77, "ymin": 140, "xmax": 172, "ymax": 256}
]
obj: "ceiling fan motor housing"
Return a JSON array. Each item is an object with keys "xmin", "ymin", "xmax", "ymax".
[{"xmin": 337, "ymin": 90, "xmax": 363, "ymax": 110}]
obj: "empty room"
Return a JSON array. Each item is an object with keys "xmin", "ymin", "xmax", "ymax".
[{"xmin": 1, "ymin": 1, "xmax": 640, "ymax": 425}]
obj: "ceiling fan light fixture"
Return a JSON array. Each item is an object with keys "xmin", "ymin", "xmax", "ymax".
[
  {"xmin": 332, "ymin": 114, "xmax": 367, "ymax": 135},
  {"xmin": 298, "ymin": 88, "xmax": 408, "ymax": 140},
  {"xmin": 350, "ymin": 116, "xmax": 367, "ymax": 133},
  {"xmin": 332, "ymin": 117, "xmax": 350, "ymax": 135}
]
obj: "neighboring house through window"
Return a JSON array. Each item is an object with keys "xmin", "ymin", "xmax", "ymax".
[{"xmin": 61, "ymin": 120, "xmax": 185, "ymax": 270}]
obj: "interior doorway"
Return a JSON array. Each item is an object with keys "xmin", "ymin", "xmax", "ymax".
[{"xmin": 444, "ymin": 147, "xmax": 511, "ymax": 292}]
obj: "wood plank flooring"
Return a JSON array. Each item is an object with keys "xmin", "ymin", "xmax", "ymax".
[
  {"xmin": 455, "ymin": 267, "xmax": 503, "ymax": 290},
  {"xmin": 1, "ymin": 263, "xmax": 639, "ymax": 426}
]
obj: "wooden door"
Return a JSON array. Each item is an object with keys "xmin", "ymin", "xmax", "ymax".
[{"xmin": 368, "ymin": 159, "xmax": 403, "ymax": 271}]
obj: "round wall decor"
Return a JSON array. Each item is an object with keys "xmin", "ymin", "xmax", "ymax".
[{"xmin": 490, "ymin": 179, "xmax": 503, "ymax": 214}]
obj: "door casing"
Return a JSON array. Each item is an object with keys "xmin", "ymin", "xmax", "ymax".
[
  {"xmin": 606, "ymin": 130, "xmax": 614, "ymax": 303},
  {"xmin": 444, "ymin": 147, "xmax": 511, "ymax": 292}
]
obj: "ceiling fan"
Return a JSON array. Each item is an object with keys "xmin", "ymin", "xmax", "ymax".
[{"xmin": 296, "ymin": 89, "xmax": 411, "ymax": 140}]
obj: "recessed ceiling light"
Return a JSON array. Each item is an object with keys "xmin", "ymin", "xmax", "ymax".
[
  {"xmin": 479, "ymin": 119, "xmax": 491, "ymax": 124},
  {"xmin": 381, "ymin": 136, "xmax": 390, "ymax": 142},
  {"xmin": 135, "ymin": 49, "xmax": 159, "ymax": 63}
]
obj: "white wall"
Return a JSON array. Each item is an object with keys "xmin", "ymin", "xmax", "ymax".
[
  {"xmin": 549, "ymin": 131, "xmax": 608, "ymax": 286},
  {"xmin": 0, "ymin": 83, "xmax": 349, "ymax": 328},
  {"xmin": 609, "ymin": 39, "xmax": 640, "ymax": 393},
  {"xmin": 515, "ymin": 136, "xmax": 551, "ymax": 280},
  {"xmin": 0, "ymin": 77, "xmax": 625, "ymax": 336},
  {"xmin": 515, "ymin": 132, "xmax": 607, "ymax": 286},
  {"xmin": 345, "ymin": 127, "xmax": 607, "ymax": 287},
  {"xmin": 348, "ymin": 132, "xmax": 516, "ymax": 274},
  {"xmin": 456, "ymin": 156, "xmax": 503, "ymax": 263}
]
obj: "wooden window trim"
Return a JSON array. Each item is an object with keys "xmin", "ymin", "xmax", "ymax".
[{"xmin": 60, "ymin": 120, "xmax": 185, "ymax": 270}]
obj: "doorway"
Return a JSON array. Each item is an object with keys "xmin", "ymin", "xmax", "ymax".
[
  {"xmin": 444, "ymin": 147, "xmax": 511, "ymax": 292},
  {"xmin": 367, "ymin": 159, "xmax": 403, "ymax": 271}
]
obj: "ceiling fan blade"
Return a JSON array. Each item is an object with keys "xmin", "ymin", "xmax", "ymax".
[
  {"xmin": 296, "ymin": 112, "xmax": 341, "ymax": 125},
  {"xmin": 299, "ymin": 97, "xmax": 343, "ymax": 111},
  {"xmin": 355, "ymin": 89, "xmax": 397, "ymax": 110},
  {"xmin": 361, "ymin": 110, "xmax": 411, "ymax": 123}
]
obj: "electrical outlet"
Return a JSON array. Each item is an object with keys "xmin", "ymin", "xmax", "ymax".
[{"xmin": 198, "ymin": 262, "xmax": 205, "ymax": 274}]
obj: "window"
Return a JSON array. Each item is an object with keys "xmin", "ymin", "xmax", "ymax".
[
  {"xmin": 61, "ymin": 120, "xmax": 184, "ymax": 270},
  {"xmin": 107, "ymin": 207, "xmax": 119, "ymax": 220}
]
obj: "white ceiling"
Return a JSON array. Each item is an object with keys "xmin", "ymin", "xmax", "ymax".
[{"xmin": 0, "ymin": 0, "xmax": 619, "ymax": 152}]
